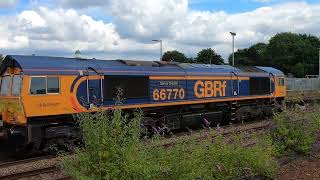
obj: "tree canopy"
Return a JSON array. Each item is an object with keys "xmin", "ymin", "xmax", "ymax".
[
  {"xmin": 229, "ymin": 32, "xmax": 320, "ymax": 77},
  {"xmin": 196, "ymin": 48, "xmax": 224, "ymax": 64},
  {"xmin": 162, "ymin": 49, "xmax": 224, "ymax": 64},
  {"xmin": 162, "ymin": 50, "xmax": 189, "ymax": 63},
  {"xmin": 228, "ymin": 43, "xmax": 267, "ymax": 66},
  {"xmin": 0, "ymin": 54, "xmax": 4, "ymax": 65},
  {"xmin": 74, "ymin": 50, "xmax": 82, "ymax": 58}
]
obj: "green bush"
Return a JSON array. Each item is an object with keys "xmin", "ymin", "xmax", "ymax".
[
  {"xmin": 61, "ymin": 109, "xmax": 278, "ymax": 180},
  {"xmin": 270, "ymin": 108, "xmax": 320, "ymax": 155},
  {"xmin": 145, "ymin": 135, "xmax": 277, "ymax": 180}
]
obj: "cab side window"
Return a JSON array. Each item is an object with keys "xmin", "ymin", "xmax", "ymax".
[
  {"xmin": 278, "ymin": 78, "xmax": 285, "ymax": 86},
  {"xmin": 30, "ymin": 77, "xmax": 46, "ymax": 94},
  {"xmin": 47, "ymin": 77, "xmax": 59, "ymax": 93},
  {"xmin": 30, "ymin": 76, "xmax": 60, "ymax": 95}
]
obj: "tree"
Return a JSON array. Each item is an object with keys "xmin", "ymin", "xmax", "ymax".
[
  {"xmin": 162, "ymin": 50, "xmax": 188, "ymax": 63},
  {"xmin": 265, "ymin": 32, "xmax": 320, "ymax": 77},
  {"xmin": 227, "ymin": 32, "xmax": 320, "ymax": 77},
  {"xmin": 74, "ymin": 50, "xmax": 82, "ymax": 58},
  {"xmin": 228, "ymin": 43, "xmax": 267, "ymax": 66},
  {"xmin": 0, "ymin": 54, "xmax": 4, "ymax": 65},
  {"xmin": 196, "ymin": 48, "xmax": 224, "ymax": 64}
]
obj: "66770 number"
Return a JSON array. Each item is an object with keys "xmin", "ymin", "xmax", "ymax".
[{"xmin": 153, "ymin": 88, "xmax": 185, "ymax": 101}]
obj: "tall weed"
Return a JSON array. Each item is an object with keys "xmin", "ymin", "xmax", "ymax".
[{"xmin": 61, "ymin": 109, "xmax": 277, "ymax": 180}]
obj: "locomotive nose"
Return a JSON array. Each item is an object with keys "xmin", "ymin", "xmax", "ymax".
[{"xmin": 0, "ymin": 98, "xmax": 23, "ymax": 124}]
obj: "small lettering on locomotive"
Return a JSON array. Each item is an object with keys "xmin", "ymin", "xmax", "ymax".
[{"xmin": 159, "ymin": 81, "xmax": 179, "ymax": 86}]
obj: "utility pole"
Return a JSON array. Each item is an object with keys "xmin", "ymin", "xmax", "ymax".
[
  {"xmin": 230, "ymin": 32, "xmax": 236, "ymax": 66},
  {"xmin": 152, "ymin": 39, "xmax": 163, "ymax": 61}
]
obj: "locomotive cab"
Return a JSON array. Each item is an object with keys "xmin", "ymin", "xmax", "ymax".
[
  {"xmin": 0, "ymin": 63, "xmax": 26, "ymax": 139},
  {"xmin": 274, "ymin": 76, "xmax": 286, "ymax": 98}
]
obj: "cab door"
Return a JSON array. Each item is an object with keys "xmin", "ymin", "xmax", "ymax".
[
  {"xmin": 230, "ymin": 72, "xmax": 239, "ymax": 96},
  {"xmin": 86, "ymin": 68, "xmax": 103, "ymax": 107},
  {"xmin": 269, "ymin": 73, "xmax": 275, "ymax": 96}
]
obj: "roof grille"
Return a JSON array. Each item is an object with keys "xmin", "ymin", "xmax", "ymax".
[{"xmin": 237, "ymin": 66, "xmax": 266, "ymax": 73}]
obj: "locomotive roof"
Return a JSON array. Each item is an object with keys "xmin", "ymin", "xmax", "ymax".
[{"xmin": 0, "ymin": 55, "xmax": 284, "ymax": 76}]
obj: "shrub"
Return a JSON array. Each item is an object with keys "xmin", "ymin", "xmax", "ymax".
[
  {"xmin": 60, "ymin": 109, "xmax": 147, "ymax": 179},
  {"xmin": 270, "ymin": 107, "xmax": 320, "ymax": 155},
  {"xmin": 61, "ymin": 109, "xmax": 278, "ymax": 180},
  {"xmin": 144, "ymin": 135, "xmax": 277, "ymax": 179}
]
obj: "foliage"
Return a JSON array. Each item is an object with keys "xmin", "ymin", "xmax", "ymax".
[
  {"xmin": 196, "ymin": 48, "xmax": 224, "ymax": 64},
  {"xmin": 74, "ymin": 50, "xmax": 82, "ymax": 58},
  {"xmin": 228, "ymin": 43, "xmax": 267, "ymax": 66},
  {"xmin": 61, "ymin": 109, "xmax": 144, "ymax": 179},
  {"xmin": 162, "ymin": 49, "xmax": 224, "ymax": 64},
  {"xmin": 145, "ymin": 135, "xmax": 277, "ymax": 180},
  {"xmin": 0, "ymin": 54, "xmax": 4, "ymax": 64},
  {"xmin": 231, "ymin": 32, "xmax": 320, "ymax": 77},
  {"xmin": 270, "ymin": 107, "xmax": 320, "ymax": 155},
  {"xmin": 61, "ymin": 109, "xmax": 277, "ymax": 180},
  {"xmin": 162, "ymin": 50, "xmax": 189, "ymax": 63}
]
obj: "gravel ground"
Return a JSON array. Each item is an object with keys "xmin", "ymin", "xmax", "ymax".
[
  {"xmin": 277, "ymin": 134, "xmax": 320, "ymax": 180},
  {"xmin": 277, "ymin": 156, "xmax": 320, "ymax": 180},
  {"xmin": 0, "ymin": 157, "xmax": 58, "ymax": 177},
  {"xmin": 21, "ymin": 170, "xmax": 68, "ymax": 180}
]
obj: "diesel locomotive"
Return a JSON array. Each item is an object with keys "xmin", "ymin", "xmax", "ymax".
[{"xmin": 0, "ymin": 55, "xmax": 286, "ymax": 150}]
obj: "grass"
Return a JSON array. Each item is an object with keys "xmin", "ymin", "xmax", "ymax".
[
  {"xmin": 60, "ymin": 109, "xmax": 278, "ymax": 180},
  {"xmin": 270, "ymin": 105, "xmax": 320, "ymax": 155}
]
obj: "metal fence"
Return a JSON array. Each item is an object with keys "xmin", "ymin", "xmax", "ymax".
[{"xmin": 286, "ymin": 78, "xmax": 320, "ymax": 91}]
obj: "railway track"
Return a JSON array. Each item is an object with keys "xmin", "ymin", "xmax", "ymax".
[
  {"xmin": 0, "ymin": 155, "xmax": 56, "ymax": 169},
  {"xmin": 0, "ymin": 166, "xmax": 58, "ymax": 180},
  {"xmin": 0, "ymin": 155, "xmax": 70, "ymax": 180},
  {"xmin": 148, "ymin": 119, "xmax": 273, "ymax": 148}
]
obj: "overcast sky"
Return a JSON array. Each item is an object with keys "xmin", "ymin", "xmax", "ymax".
[{"xmin": 0, "ymin": 0, "xmax": 319, "ymax": 61}]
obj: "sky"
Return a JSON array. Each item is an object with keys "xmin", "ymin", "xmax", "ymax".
[{"xmin": 0, "ymin": 0, "xmax": 319, "ymax": 61}]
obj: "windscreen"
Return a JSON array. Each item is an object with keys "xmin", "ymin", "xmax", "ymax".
[
  {"xmin": 0, "ymin": 76, "xmax": 12, "ymax": 96},
  {"xmin": 11, "ymin": 75, "xmax": 22, "ymax": 96}
]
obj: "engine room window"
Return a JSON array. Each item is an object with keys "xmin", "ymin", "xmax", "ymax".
[
  {"xmin": 0, "ymin": 76, "xmax": 12, "ymax": 96},
  {"xmin": 249, "ymin": 77, "xmax": 271, "ymax": 95},
  {"xmin": 11, "ymin": 75, "xmax": 22, "ymax": 96},
  {"xmin": 47, "ymin": 77, "xmax": 59, "ymax": 93},
  {"xmin": 30, "ymin": 77, "xmax": 46, "ymax": 94},
  {"xmin": 104, "ymin": 76, "xmax": 149, "ymax": 99}
]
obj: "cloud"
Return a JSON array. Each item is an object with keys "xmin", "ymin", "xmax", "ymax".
[
  {"xmin": 104, "ymin": 1, "xmax": 320, "ymax": 58},
  {"xmin": 0, "ymin": 6, "xmax": 158, "ymax": 59},
  {"xmin": 110, "ymin": 0, "xmax": 188, "ymax": 41},
  {"xmin": 0, "ymin": 0, "xmax": 19, "ymax": 7},
  {"xmin": 1, "ymin": 1, "xmax": 320, "ymax": 62}
]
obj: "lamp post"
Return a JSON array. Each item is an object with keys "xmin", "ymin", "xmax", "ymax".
[
  {"xmin": 152, "ymin": 39, "xmax": 163, "ymax": 61},
  {"xmin": 230, "ymin": 32, "xmax": 236, "ymax": 66}
]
